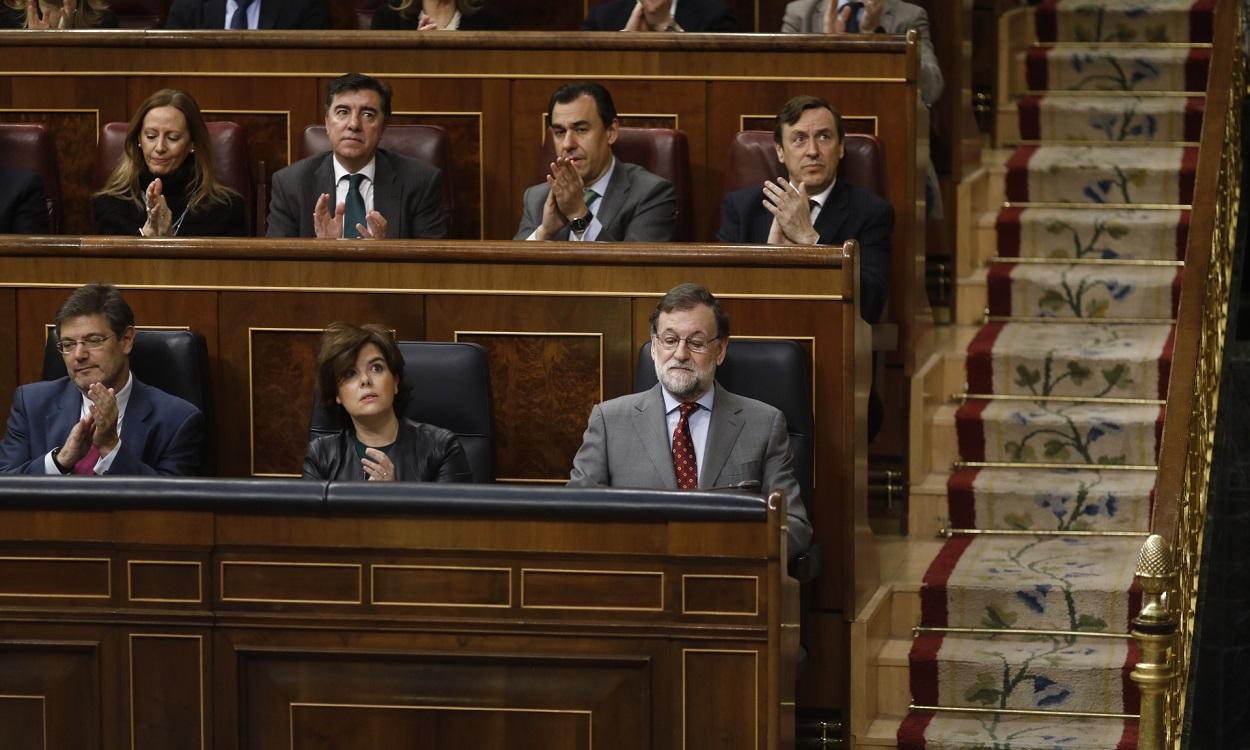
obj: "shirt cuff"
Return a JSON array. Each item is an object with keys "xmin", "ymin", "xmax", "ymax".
[
  {"xmin": 43, "ymin": 451, "xmax": 62, "ymax": 475},
  {"xmin": 92, "ymin": 440, "xmax": 121, "ymax": 475}
]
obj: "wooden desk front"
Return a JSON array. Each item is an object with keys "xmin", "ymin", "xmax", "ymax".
[{"xmin": 0, "ymin": 479, "xmax": 796, "ymax": 750}]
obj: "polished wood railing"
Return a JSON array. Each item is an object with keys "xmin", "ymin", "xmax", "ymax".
[
  {"xmin": 1136, "ymin": 0, "xmax": 1244, "ymax": 746},
  {"xmin": 0, "ymin": 477, "xmax": 796, "ymax": 750}
]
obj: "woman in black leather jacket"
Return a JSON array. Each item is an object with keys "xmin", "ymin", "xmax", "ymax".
[{"xmin": 303, "ymin": 322, "xmax": 472, "ymax": 483}]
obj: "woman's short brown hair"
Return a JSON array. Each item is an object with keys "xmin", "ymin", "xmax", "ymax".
[{"xmin": 315, "ymin": 322, "xmax": 409, "ymax": 420}]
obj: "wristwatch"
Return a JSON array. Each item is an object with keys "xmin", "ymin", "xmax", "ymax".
[
  {"xmin": 51, "ymin": 446, "xmax": 70, "ymax": 474},
  {"xmin": 569, "ymin": 210, "xmax": 594, "ymax": 235}
]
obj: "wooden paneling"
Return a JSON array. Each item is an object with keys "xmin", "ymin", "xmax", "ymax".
[
  {"xmin": 0, "ymin": 110, "xmax": 99, "ymax": 235},
  {"xmin": 0, "ymin": 637, "xmax": 104, "ymax": 750},
  {"xmin": 684, "ymin": 650, "xmax": 758, "ymax": 749},
  {"xmin": 0, "ymin": 289, "xmax": 14, "ymax": 436},
  {"xmin": 216, "ymin": 291, "xmax": 424, "ymax": 476},
  {"xmin": 129, "ymin": 633, "xmax": 204, "ymax": 750}
]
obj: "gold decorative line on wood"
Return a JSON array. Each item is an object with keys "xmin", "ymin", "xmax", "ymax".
[
  {"xmin": 910, "ymin": 704, "xmax": 1138, "ymax": 719},
  {"xmin": 0, "ymin": 556, "xmax": 111, "ymax": 599},
  {"xmin": 288, "ymin": 702, "xmax": 593, "ymax": 750},
  {"xmin": 395, "ymin": 110, "xmax": 484, "ymax": 237},
  {"xmin": 682, "ymin": 649, "xmax": 759, "ymax": 750},
  {"xmin": 246, "ymin": 326, "xmax": 323, "ymax": 477},
  {"xmin": 1002, "ymin": 201, "xmax": 1192, "ymax": 210},
  {"xmin": 128, "ymin": 633, "xmax": 204, "ymax": 750},
  {"xmin": 952, "ymin": 392, "xmax": 1166, "ymax": 406},
  {"xmin": 369, "ymin": 564, "xmax": 513, "ymax": 608},
  {"xmin": 680, "ymin": 574, "xmax": 760, "ymax": 616},
  {"xmin": 126, "ymin": 559, "xmax": 203, "ymax": 604},
  {"xmin": 0, "ymin": 694, "xmax": 46, "ymax": 750},
  {"xmin": 4, "ymin": 282, "xmax": 846, "ymax": 302},
  {"xmin": 914, "ymin": 626, "xmax": 1131, "ymax": 639},
  {"xmin": 954, "ymin": 460, "xmax": 1157, "ymax": 472},
  {"xmin": 991, "ymin": 256, "xmax": 1184, "ymax": 267},
  {"xmin": 0, "ymin": 71, "xmax": 911, "ymax": 84},
  {"xmin": 218, "ymin": 560, "xmax": 363, "ymax": 605},
  {"xmin": 520, "ymin": 567, "xmax": 664, "ymax": 612}
]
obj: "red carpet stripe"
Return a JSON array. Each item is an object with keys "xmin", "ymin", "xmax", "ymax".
[
  {"xmin": 1190, "ymin": 0, "xmax": 1215, "ymax": 43},
  {"xmin": 1017, "ymin": 95, "xmax": 1041, "ymax": 140},
  {"xmin": 896, "ymin": 710, "xmax": 935, "ymax": 749},
  {"xmin": 996, "ymin": 207, "xmax": 1024, "ymax": 257},
  {"xmin": 1005, "ymin": 146, "xmax": 1038, "ymax": 202},
  {"xmin": 1117, "ymin": 719, "xmax": 1140, "ymax": 750},
  {"xmin": 1127, "ymin": 578, "xmax": 1143, "ymax": 632},
  {"xmin": 908, "ymin": 633, "xmax": 944, "ymax": 707},
  {"xmin": 965, "ymin": 322, "xmax": 1006, "ymax": 394},
  {"xmin": 1177, "ymin": 210, "xmax": 1192, "ymax": 259},
  {"xmin": 986, "ymin": 263, "xmax": 1015, "ymax": 317},
  {"xmin": 1185, "ymin": 97, "xmax": 1205, "ymax": 142},
  {"xmin": 1171, "ymin": 268, "xmax": 1183, "ymax": 318},
  {"xmin": 920, "ymin": 536, "xmax": 975, "ymax": 628},
  {"xmin": 1026, "ymin": 48, "xmax": 1050, "ymax": 91},
  {"xmin": 1034, "ymin": 1, "xmax": 1057, "ymax": 42},
  {"xmin": 1180, "ymin": 147, "xmax": 1199, "ymax": 204},
  {"xmin": 946, "ymin": 467, "xmax": 981, "ymax": 529},
  {"xmin": 1185, "ymin": 48, "xmax": 1212, "ymax": 92},
  {"xmin": 1154, "ymin": 405, "xmax": 1165, "ymax": 462},
  {"xmin": 955, "ymin": 400, "xmax": 991, "ymax": 463},
  {"xmin": 1159, "ymin": 326, "xmax": 1176, "ymax": 400}
]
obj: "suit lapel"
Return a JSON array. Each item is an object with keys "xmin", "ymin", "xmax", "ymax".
[
  {"xmin": 119, "ymin": 379, "xmax": 154, "ymax": 460},
  {"xmin": 815, "ymin": 180, "xmax": 852, "ymax": 244},
  {"xmin": 45, "ymin": 380, "xmax": 82, "ymax": 453},
  {"xmin": 257, "ymin": 0, "xmax": 278, "ymax": 28},
  {"xmin": 593, "ymin": 162, "xmax": 629, "ymax": 240},
  {"xmin": 372, "ymin": 149, "xmax": 402, "ymax": 237},
  {"xmin": 206, "ymin": 0, "xmax": 227, "ymax": 27},
  {"xmin": 700, "ymin": 383, "xmax": 744, "ymax": 488},
  {"xmin": 631, "ymin": 385, "xmax": 677, "ymax": 489}
]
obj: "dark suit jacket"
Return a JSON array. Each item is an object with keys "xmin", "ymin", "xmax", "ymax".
[
  {"xmin": 0, "ymin": 376, "xmax": 204, "ymax": 476},
  {"xmin": 267, "ymin": 148, "xmax": 448, "ymax": 239},
  {"xmin": 568, "ymin": 383, "xmax": 812, "ymax": 557},
  {"xmin": 165, "ymin": 0, "xmax": 327, "ymax": 28},
  {"xmin": 0, "ymin": 167, "xmax": 50, "ymax": 234},
  {"xmin": 514, "ymin": 161, "xmax": 676, "ymax": 242},
  {"xmin": 583, "ymin": 0, "xmax": 737, "ymax": 31},
  {"xmin": 717, "ymin": 179, "xmax": 894, "ymax": 324},
  {"xmin": 303, "ymin": 418, "xmax": 472, "ymax": 482}
]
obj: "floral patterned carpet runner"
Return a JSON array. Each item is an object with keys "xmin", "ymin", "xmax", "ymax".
[{"xmin": 899, "ymin": 0, "xmax": 1208, "ymax": 746}]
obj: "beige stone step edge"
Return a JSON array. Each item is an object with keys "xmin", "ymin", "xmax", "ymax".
[{"xmin": 850, "ymin": 537, "xmax": 943, "ymax": 748}]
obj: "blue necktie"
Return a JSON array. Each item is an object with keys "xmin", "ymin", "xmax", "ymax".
[
  {"xmin": 229, "ymin": 0, "xmax": 253, "ymax": 29},
  {"xmin": 344, "ymin": 173, "xmax": 366, "ymax": 239},
  {"xmin": 844, "ymin": 1, "xmax": 864, "ymax": 32}
]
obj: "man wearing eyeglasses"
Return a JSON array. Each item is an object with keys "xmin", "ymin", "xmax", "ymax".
[
  {"xmin": 568, "ymin": 283, "xmax": 812, "ymax": 558},
  {"xmin": 0, "ymin": 283, "xmax": 204, "ymax": 476}
]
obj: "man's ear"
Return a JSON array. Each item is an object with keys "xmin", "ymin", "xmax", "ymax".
[
  {"xmin": 775, "ymin": 142, "xmax": 785, "ymax": 164},
  {"xmin": 606, "ymin": 118, "xmax": 620, "ymax": 146},
  {"xmin": 119, "ymin": 326, "xmax": 136, "ymax": 356}
]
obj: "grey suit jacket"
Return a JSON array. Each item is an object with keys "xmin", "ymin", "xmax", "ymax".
[
  {"xmin": 267, "ymin": 148, "xmax": 447, "ymax": 239},
  {"xmin": 514, "ymin": 161, "xmax": 676, "ymax": 242},
  {"xmin": 782, "ymin": 0, "xmax": 943, "ymax": 106},
  {"xmin": 568, "ymin": 383, "xmax": 813, "ymax": 557}
]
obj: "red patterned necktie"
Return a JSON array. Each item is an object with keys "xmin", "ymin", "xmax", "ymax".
[
  {"xmin": 72, "ymin": 444, "xmax": 101, "ymax": 475},
  {"xmin": 672, "ymin": 402, "xmax": 699, "ymax": 490}
]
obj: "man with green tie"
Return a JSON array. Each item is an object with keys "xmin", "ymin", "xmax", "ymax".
[
  {"xmin": 267, "ymin": 72, "xmax": 448, "ymax": 240},
  {"xmin": 515, "ymin": 81, "xmax": 676, "ymax": 242}
]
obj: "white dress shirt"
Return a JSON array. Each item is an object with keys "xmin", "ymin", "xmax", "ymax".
[{"xmin": 224, "ymin": 0, "xmax": 261, "ymax": 28}]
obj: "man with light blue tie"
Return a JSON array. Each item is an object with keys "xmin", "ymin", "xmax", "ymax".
[
  {"xmin": 266, "ymin": 73, "xmax": 448, "ymax": 240},
  {"xmin": 165, "ymin": 0, "xmax": 328, "ymax": 30},
  {"xmin": 515, "ymin": 81, "xmax": 676, "ymax": 243}
]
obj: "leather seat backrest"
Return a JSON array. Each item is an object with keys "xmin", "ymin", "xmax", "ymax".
[
  {"xmin": 539, "ymin": 127, "xmax": 693, "ymax": 241},
  {"xmin": 0, "ymin": 123, "xmax": 63, "ymax": 232},
  {"xmin": 354, "ymin": 0, "xmax": 386, "ymax": 27},
  {"xmin": 95, "ymin": 120, "xmax": 256, "ymax": 235},
  {"xmin": 42, "ymin": 328, "xmax": 215, "ymax": 474},
  {"xmin": 633, "ymin": 339, "xmax": 813, "ymax": 509},
  {"xmin": 109, "ymin": 0, "xmax": 166, "ymax": 28},
  {"xmin": 308, "ymin": 341, "xmax": 495, "ymax": 483},
  {"xmin": 722, "ymin": 130, "xmax": 888, "ymax": 200},
  {"xmin": 300, "ymin": 123, "xmax": 455, "ymax": 236}
]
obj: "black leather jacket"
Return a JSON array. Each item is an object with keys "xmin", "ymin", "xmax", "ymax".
[{"xmin": 302, "ymin": 418, "xmax": 473, "ymax": 482}]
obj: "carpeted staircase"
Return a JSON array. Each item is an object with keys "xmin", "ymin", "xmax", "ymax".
[{"xmin": 897, "ymin": 0, "xmax": 1210, "ymax": 746}]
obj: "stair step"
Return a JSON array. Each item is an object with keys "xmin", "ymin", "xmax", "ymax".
[
  {"xmin": 1018, "ymin": 46, "xmax": 1210, "ymax": 93},
  {"xmin": 987, "ymin": 262, "xmax": 1181, "ymax": 320},
  {"xmin": 1016, "ymin": 94, "xmax": 1203, "ymax": 143},
  {"xmin": 996, "ymin": 207, "xmax": 1191, "ymax": 261},
  {"xmin": 1005, "ymin": 145, "xmax": 1197, "ymax": 205},
  {"xmin": 955, "ymin": 398, "xmax": 1163, "ymax": 467},
  {"xmin": 947, "ymin": 466, "xmax": 1156, "ymax": 533},
  {"xmin": 1034, "ymin": 0, "xmax": 1214, "ymax": 45},
  {"xmin": 898, "ymin": 710, "xmax": 1138, "ymax": 749}
]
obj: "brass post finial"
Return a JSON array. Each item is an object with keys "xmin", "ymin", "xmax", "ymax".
[{"xmin": 1131, "ymin": 534, "xmax": 1177, "ymax": 750}]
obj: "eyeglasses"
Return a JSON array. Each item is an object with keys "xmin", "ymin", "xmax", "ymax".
[
  {"xmin": 55, "ymin": 334, "xmax": 112, "ymax": 354},
  {"xmin": 653, "ymin": 333, "xmax": 719, "ymax": 354}
]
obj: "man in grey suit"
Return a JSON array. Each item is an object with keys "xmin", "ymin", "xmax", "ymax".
[
  {"xmin": 782, "ymin": 0, "xmax": 943, "ymax": 107},
  {"xmin": 568, "ymin": 283, "xmax": 812, "ymax": 558},
  {"xmin": 268, "ymin": 72, "xmax": 447, "ymax": 240},
  {"xmin": 515, "ymin": 81, "xmax": 676, "ymax": 242}
]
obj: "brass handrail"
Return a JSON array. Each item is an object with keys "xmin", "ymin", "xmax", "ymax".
[{"xmin": 1140, "ymin": 0, "xmax": 1244, "ymax": 746}]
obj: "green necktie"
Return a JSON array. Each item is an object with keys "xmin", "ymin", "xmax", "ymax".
[
  {"xmin": 583, "ymin": 188, "xmax": 600, "ymax": 209},
  {"xmin": 344, "ymin": 173, "xmax": 366, "ymax": 239}
]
